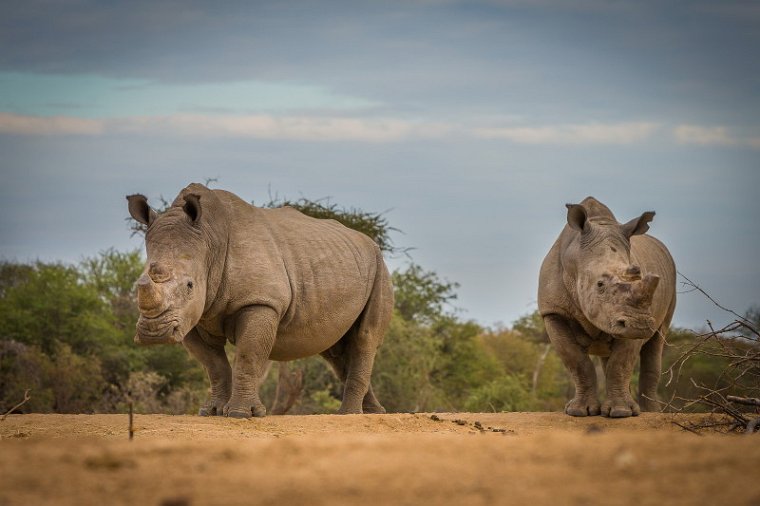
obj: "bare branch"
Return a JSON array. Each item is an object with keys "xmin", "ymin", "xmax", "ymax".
[
  {"xmin": 678, "ymin": 271, "xmax": 753, "ymax": 325},
  {"xmin": 1, "ymin": 389, "xmax": 31, "ymax": 420},
  {"xmin": 727, "ymin": 395, "xmax": 760, "ymax": 407}
]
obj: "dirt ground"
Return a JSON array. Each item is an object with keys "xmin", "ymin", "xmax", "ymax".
[{"xmin": 1, "ymin": 412, "xmax": 758, "ymax": 506}]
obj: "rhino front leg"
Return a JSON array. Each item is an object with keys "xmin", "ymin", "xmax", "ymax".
[
  {"xmin": 225, "ymin": 306, "xmax": 278, "ymax": 419},
  {"xmin": 183, "ymin": 328, "xmax": 231, "ymax": 416},
  {"xmin": 638, "ymin": 329, "xmax": 664, "ymax": 412},
  {"xmin": 544, "ymin": 314, "xmax": 601, "ymax": 416},
  {"xmin": 602, "ymin": 338, "xmax": 643, "ymax": 418}
]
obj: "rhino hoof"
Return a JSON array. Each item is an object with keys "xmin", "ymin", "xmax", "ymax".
[
  {"xmin": 608, "ymin": 408, "xmax": 636, "ymax": 418},
  {"xmin": 226, "ymin": 408, "xmax": 252, "ymax": 419},
  {"xmin": 601, "ymin": 398, "xmax": 641, "ymax": 418},
  {"xmin": 224, "ymin": 403, "xmax": 267, "ymax": 418},
  {"xmin": 565, "ymin": 398, "xmax": 601, "ymax": 417},
  {"xmin": 199, "ymin": 405, "xmax": 223, "ymax": 417}
]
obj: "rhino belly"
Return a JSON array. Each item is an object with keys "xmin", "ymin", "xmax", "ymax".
[
  {"xmin": 269, "ymin": 308, "xmax": 363, "ymax": 361},
  {"xmin": 268, "ymin": 272, "xmax": 371, "ymax": 361}
]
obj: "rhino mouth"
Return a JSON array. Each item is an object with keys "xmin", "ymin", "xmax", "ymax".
[
  {"xmin": 135, "ymin": 311, "xmax": 184, "ymax": 345},
  {"xmin": 610, "ymin": 315, "xmax": 656, "ymax": 340}
]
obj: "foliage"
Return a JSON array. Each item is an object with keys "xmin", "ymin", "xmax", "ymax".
[
  {"xmin": 0, "ymin": 340, "xmax": 107, "ymax": 413},
  {"xmin": 0, "ymin": 261, "xmax": 119, "ymax": 356},
  {"xmin": 511, "ymin": 311, "xmax": 549, "ymax": 344},
  {"xmin": 465, "ymin": 375, "xmax": 534, "ymax": 412},
  {"xmin": 392, "ymin": 264, "xmax": 459, "ymax": 323},
  {"xmin": 261, "ymin": 195, "xmax": 398, "ymax": 254},
  {"xmin": 372, "ymin": 311, "xmax": 443, "ymax": 412}
]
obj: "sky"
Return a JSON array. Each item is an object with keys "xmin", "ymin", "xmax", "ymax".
[{"xmin": 1, "ymin": 0, "xmax": 758, "ymax": 330}]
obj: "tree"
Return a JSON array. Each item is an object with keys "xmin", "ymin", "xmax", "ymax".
[
  {"xmin": 392, "ymin": 264, "xmax": 459, "ymax": 324},
  {"xmin": 261, "ymin": 196, "xmax": 399, "ymax": 254},
  {"xmin": 511, "ymin": 310, "xmax": 548, "ymax": 344},
  {"xmin": 0, "ymin": 262, "xmax": 118, "ymax": 356}
]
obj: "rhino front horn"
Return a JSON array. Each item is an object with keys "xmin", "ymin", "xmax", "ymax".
[{"xmin": 136, "ymin": 274, "xmax": 164, "ymax": 314}]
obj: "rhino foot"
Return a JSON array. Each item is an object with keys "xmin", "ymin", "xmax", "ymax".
[
  {"xmin": 601, "ymin": 396, "xmax": 640, "ymax": 418},
  {"xmin": 198, "ymin": 399, "xmax": 228, "ymax": 417},
  {"xmin": 223, "ymin": 399, "xmax": 267, "ymax": 419},
  {"xmin": 198, "ymin": 405, "xmax": 220, "ymax": 416},
  {"xmin": 337, "ymin": 406, "xmax": 363, "ymax": 415},
  {"xmin": 565, "ymin": 396, "xmax": 601, "ymax": 417},
  {"xmin": 362, "ymin": 404, "xmax": 386, "ymax": 414}
]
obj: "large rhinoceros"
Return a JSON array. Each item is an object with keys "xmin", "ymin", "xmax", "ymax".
[
  {"xmin": 127, "ymin": 183, "xmax": 393, "ymax": 418},
  {"xmin": 538, "ymin": 197, "xmax": 676, "ymax": 418}
]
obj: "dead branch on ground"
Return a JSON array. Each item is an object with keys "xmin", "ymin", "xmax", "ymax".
[
  {"xmin": 663, "ymin": 275, "xmax": 759, "ymax": 434},
  {"xmin": 1, "ymin": 389, "xmax": 31, "ymax": 421}
]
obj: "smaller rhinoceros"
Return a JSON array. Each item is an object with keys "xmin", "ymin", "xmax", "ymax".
[
  {"xmin": 127, "ymin": 183, "xmax": 393, "ymax": 418},
  {"xmin": 538, "ymin": 197, "xmax": 676, "ymax": 418}
]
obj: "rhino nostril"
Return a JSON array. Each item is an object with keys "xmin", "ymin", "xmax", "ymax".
[{"xmin": 617, "ymin": 319, "xmax": 626, "ymax": 328}]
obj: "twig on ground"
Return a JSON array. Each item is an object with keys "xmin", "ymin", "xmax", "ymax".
[
  {"xmin": 672, "ymin": 421, "xmax": 703, "ymax": 436},
  {"xmin": 663, "ymin": 274, "xmax": 759, "ymax": 434},
  {"xmin": 1, "ymin": 389, "xmax": 31, "ymax": 421},
  {"xmin": 129, "ymin": 400, "xmax": 134, "ymax": 441},
  {"xmin": 726, "ymin": 395, "xmax": 760, "ymax": 407}
]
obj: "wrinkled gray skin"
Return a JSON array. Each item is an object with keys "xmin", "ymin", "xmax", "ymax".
[
  {"xmin": 538, "ymin": 197, "xmax": 676, "ymax": 418},
  {"xmin": 127, "ymin": 183, "xmax": 393, "ymax": 418}
]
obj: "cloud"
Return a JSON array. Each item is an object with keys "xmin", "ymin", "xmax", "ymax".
[
  {"xmin": 0, "ymin": 113, "xmax": 103, "ymax": 135},
  {"xmin": 4, "ymin": 113, "xmax": 757, "ymax": 151},
  {"xmin": 673, "ymin": 124, "xmax": 738, "ymax": 147},
  {"xmin": 0, "ymin": 112, "xmax": 452, "ymax": 142},
  {"xmin": 117, "ymin": 114, "xmax": 454, "ymax": 142},
  {"xmin": 472, "ymin": 122, "xmax": 659, "ymax": 145},
  {"xmin": 673, "ymin": 124, "xmax": 760, "ymax": 149}
]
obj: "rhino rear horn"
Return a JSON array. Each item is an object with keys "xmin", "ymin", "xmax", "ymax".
[{"xmin": 633, "ymin": 274, "xmax": 660, "ymax": 306}]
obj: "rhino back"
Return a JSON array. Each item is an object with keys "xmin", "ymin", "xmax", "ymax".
[{"xmin": 215, "ymin": 197, "xmax": 379, "ymax": 360}]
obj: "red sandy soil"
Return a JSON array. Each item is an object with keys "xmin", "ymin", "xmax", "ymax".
[{"xmin": 1, "ymin": 412, "xmax": 758, "ymax": 506}]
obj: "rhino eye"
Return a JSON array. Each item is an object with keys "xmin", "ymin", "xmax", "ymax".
[
  {"xmin": 596, "ymin": 280, "xmax": 605, "ymax": 288},
  {"xmin": 187, "ymin": 281, "xmax": 194, "ymax": 289}
]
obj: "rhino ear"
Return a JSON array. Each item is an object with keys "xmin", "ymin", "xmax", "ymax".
[
  {"xmin": 621, "ymin": 211, "xmax": 655, "ymax": 238},
  {"xmin": 565, "ymin": 204, "xmax": 588, "ymax": 232},
  {"xmin": 183, "ymin": 193, "xmax": 202, "ymax": 224},
  {"xmin": 127, "ymin": 194, "xmax": 157, "ymax": 226}
]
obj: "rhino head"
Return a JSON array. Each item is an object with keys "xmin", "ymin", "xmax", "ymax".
[
  {"xmin": 565, "ymin": 201, "xmax": 660, "ymax": 340},
  {"xmin": 127, "ymin": 191, "xmax": 211, "ymax": 345}
]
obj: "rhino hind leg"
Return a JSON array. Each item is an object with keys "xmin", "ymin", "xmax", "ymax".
[
  {"xmin": 543, "ymin": 314, "xmax": 601, "ymax": 416},
  {"xmin": 182, "ymin": 328, "xmax": 231, "ymax": 416},
  {"xmin": 327, "ymin": 261, "xmax": 392, "ymax": 415},
  {"xmin": 320, "ymin": 349, "xmax": 386, "ymax": 414}
]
